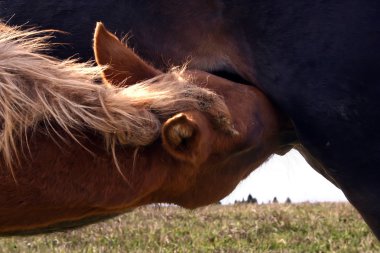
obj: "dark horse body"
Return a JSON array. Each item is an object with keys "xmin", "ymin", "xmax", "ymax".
[{"xmin": 3, "ymin": 1, "xmax": 380, "ymax": 237}]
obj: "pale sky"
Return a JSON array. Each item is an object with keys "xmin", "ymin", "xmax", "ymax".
[{"xmin": 222, "ymin": 149, "xmax": 347, "ymax": 204}]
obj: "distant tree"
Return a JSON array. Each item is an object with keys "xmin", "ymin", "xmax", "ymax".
[
  {"xmin": 273, "ymin": 197, "xmax": 278, "ymax": 203},
  {"xmin": 285, "ymin": 197, "xmax": 292, "ymax": 204},
  {"xmin": 247, "ymin": 194, "xmax": 257, "ymax": 204}
]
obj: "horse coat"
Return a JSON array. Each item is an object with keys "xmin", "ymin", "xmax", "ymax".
[{"xmin": 3, "ymin": 0, "xmax": 380, "ymax": 238}]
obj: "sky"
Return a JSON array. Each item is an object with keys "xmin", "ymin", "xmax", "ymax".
[{"xmin": 221, "ymin": 149, "xmax": 347, "ymax": 204}]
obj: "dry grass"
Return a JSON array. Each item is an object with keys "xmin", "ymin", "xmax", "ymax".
[{"xmin": 0, "ymin": 203, "xmax": 378, "ymax": 252}]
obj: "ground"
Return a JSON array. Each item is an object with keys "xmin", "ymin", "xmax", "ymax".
[{"xmin": 0, "ymin": 203, "xmax": 378, "ymax": 252}]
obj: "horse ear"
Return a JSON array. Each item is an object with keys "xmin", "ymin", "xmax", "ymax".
[
  {"xmin": 93, "ymin": 22, "xmax": 161, "ymax": 87},
  {"xmin": 162, "ymin": 112, "xmax": 214, "ymax": 165}
]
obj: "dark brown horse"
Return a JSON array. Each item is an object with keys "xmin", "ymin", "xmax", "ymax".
[
  {"xmin": 3, "ymin": 0, "xmax": 380, "ymax": 240},
  {"xmin": 0, "ymin": 23, "xmax": 291, "ymax": 235}
]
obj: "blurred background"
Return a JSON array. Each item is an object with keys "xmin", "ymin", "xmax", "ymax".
[{"xmin": 222, "ymin": 149, "xmax": 347, "ymax": 204}]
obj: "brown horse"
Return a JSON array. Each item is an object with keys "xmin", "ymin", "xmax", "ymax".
[{"xmin": 0, "ymin": 23, "xmax": 292, "ymax": 235}]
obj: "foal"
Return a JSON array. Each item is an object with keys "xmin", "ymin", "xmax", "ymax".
[{"xmin": 0, "ymin": 23, "xmax": 292, "ymax": 235}]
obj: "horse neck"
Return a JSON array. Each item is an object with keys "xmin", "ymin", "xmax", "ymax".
[{"xmin": 0, "ymin": 125, "xmax": 160, "ymax": 234}]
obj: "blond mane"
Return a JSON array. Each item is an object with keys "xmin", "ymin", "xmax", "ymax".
[{"xmin": 0, "ymin": 23, "xmax": 231, "ymax": 175}]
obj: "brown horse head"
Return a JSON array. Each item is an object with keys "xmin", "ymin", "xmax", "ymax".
[{"xmin": 93, "ymin": 23, "xmax": 295, "ymax": 207}]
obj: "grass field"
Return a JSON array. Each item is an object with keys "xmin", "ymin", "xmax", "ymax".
[{"xmin": 0, "ymin": 203, "xmax": 378, "ymax": 252}]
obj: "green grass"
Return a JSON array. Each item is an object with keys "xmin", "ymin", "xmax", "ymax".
[{"xmin": 0, "ymin": 203, "xmax": 378, "ymax": 252}]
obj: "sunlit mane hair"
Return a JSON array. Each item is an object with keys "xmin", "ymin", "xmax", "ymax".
[{"xmin": 0, "ymin": 23, "xmax": 231, "ymax": 176}]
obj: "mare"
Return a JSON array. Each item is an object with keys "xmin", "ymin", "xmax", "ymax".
[
  {"xmin": 4, "ymin": 1, "xmax": 380, "ymax": 238},
  {"xmin": 0, "ymin": 23, "xmax": 291, "ymax": 235}
]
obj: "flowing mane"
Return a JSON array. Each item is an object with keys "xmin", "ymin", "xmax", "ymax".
[{"xmin": 0, "ymin": 23, "xmax": 231, "ymax": 175}]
